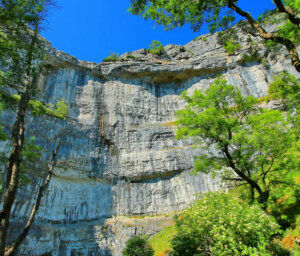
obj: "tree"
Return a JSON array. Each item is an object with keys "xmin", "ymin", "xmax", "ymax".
[
  {"xmin": 170, "ymin": 192, "xmax": 285, "ymax": 256},
  {"xmin": 259, "ymin": 72, "xmax": 300, "ymax": 228},
  {"xmin": 123, "ymin": 236, "xmax": 154, "ymax": 256},
  {"xmin": 175, "ymin": 76, "xmax": 298, "ymax": 206},
  {"xmin": 148, "ymin": 40, "xmax": 164, "ymax": 55},
  {"xmin": 0, "ymin": 1, "xmax": 67, "ymax": 255},
  {"xmin": 129, "ymin": 0, "xmax": 300, "ymax": 73}
]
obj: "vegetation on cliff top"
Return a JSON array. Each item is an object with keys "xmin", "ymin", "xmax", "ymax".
[{"xmin": 129, "ymin": 0, "xmax": 300, "ymax": 72}]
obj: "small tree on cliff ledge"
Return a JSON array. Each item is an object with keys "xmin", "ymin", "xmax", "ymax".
[
  {"xmin": 129, "ymin": 0, "xmax": 300, "ymax": 73},
  {"xmin": 175, "ymin": 76, "xmax": 298, "ymax": 206}
]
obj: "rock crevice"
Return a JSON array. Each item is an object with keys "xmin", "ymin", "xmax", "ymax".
[{"xmin": 1, "ymin": 24, "xmax": 299, "ymax": 256}]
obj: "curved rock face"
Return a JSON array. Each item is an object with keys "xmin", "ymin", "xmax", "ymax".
[{"xmin": 1, "ymin": 25, "xmax": 299, "ymax": 255}]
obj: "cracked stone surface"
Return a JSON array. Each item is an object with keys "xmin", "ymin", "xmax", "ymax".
[{"xmin": 1, "ymin": 22, "xmax": 299, "ymax": 256}]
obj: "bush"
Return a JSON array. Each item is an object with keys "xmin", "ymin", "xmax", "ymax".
[
  {"xmin": 224, "ymin": 39, "xmax": 241, "ymax": 55},
  {"xmin": 148, "ymin": 40, "xmax": 164, "ymax": 55},
  {"xmin": 126, "ymin": 55, "xmax": 137, "ymax": 59},
  {"xmin": 217, "ymin": 29, "xmax": 241, "ymax": 55},
  {"xmin": 123, "ymin": 236, "xmax": 154, "ymax": 256},
  {"xmin": 103, "ymin": 52, "xmax": 119, "ymax": 62},
  {"xmin": 170, "ymin": 192, "xmax": 282, "ymax": 256}
]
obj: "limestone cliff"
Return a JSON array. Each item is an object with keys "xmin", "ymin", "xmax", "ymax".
[{"xmin": 1, "ymin": 24, "xmax": 299, "ymax": 256}]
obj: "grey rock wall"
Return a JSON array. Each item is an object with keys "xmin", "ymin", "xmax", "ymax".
[{"xmin": 1, "ymin": 24, "xmax": 299, "ymax": 256}]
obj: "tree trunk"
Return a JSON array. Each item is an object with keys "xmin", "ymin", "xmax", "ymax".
[
  {"xmin": 227, "ymin": 1, "xmax": 300, "ymax": 73},
  {"xmin": 222, "ymin": 146, "xmax": 266, "ymax": 200},
  {"xmin": 0, "ymin": 24, "xmax": 38, "ymax": 256},
  {"xmin": 5, "ymin": 140, "xmax": 61, "ymax": 256}
]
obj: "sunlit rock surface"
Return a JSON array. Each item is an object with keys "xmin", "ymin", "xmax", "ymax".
[{"xmin": 1, "ymin": 24, "xmax": 299, "ymax": 256}]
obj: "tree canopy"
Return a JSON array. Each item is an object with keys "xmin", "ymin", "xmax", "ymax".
[
  {"xmin": 175, "ymin": 76, "xmax": 299, "ymax": 205},
  {"xmin": 171, "ymin": 192, "xmax": 284, "ymax": 256},
  {"xmin": 123, "ymin": 236, "xmax": 154, "ymax": 256}
]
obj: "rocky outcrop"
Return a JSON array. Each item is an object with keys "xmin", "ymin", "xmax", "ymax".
[{"xmin": 1, "ymin": 23, "xmax": 299, "ymax": 256}]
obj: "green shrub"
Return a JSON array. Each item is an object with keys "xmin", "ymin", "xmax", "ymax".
[
  {"xmin": 224, "ymin": 39, "xmax": 241, "ymax": 55},
  {"xmin": 217, "ymin": 29, "xmax": 241, "ymax": 55},
  {"xmin": 148, "ymin": 40, "xmax": 164, "ymax": 55},
  {"xmin": 123, "ymin": 236, "xmax": 154, "ymax": 256},
  {"xmin": 103, "ymin": 52, "xmax": 119, "ymax": 62},
  {"xmin": 170, "ymin": 192, "xmax": 282, "ymax": 256},
  {"xmin": 126, "ymin": 55, "xmax": 137, "ymax": 59}
]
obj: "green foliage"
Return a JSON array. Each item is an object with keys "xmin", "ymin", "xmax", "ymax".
[
  {"xmin": 0, "ymin": 136, "xmax": 43, "ymax": 195},
  {"xmin": 148, "ymin": 40, "xmax": 164, "ymax": 55},
  {"xmin": 268, "ymin": 72, "xmax": 300, "ymax": 108},
  {"xmin": 257, "ymin": 9, "xmax": 277, "ymax": 24},
  {"xmin": 0, "ymin": 1, "xmax": 66, "ymax": 252},
  {"xmin": 263, "ymin": 72, "xmax": 300, "ymax": 128},
  {"xmin": 171, "ymin": 192, "xmax": 283, "ymax": 256},
  {"xmin": 0, "ymin": 93, "xmax": 68, "ymax": 119},
  {"xmin": 123, "ymin": 236, "xmax": 154, "ymax": 256},
  {"xmin": 30, "ymin": 98, "xmax": 68, "ymax": 119},
  {"xmin": 176, "ymin": 76, "xmax": 297, "ymax": 204},
  {"xmin": 19, "ymin": 137, "xmax": 42, "ymax": 185},
  {"xmin": 281, "ymin": 221, "xmax": 300, "ymax": 254},
  {"xmin": 267, "ymin": 163, "xmax": 300, "ymax": 228},
  {"xmin": 193, "ymin": 35, "xmax": 207, "ymax": 42},
  {"xmin": 239, "ymin": 36, "xmax": 263, "ymax": 64},
  {"xmin": 223, "ymin": 39, "xmax": 241, "ymax": 55},
  {"xmin": 103, "ymin": 52, "xmax": 120, "ymax": 62},
  {"xmin": 126, "ymin": 55, "xmax": 137, "ymax": 59},
  {"xmin": 259, "ymin": 2, "xmax": 300, "ymax": 57},
  {"xmin": 149, "ymin": 225, "xmax": 176, "ymax": 256},
  {"xmin": 262, "ymin": 73, "xmax": 300, "ymax": 228},
  {"xmin": 0, "ymin": 0, "xmax": 49, "ymax": 90},
  {"xmin": 129, "ymin": 0, "xmax": 299, "ymax": 72},
  {"xmin": 129, "ymin": 0, "xmax": 235, "ymax": 33},
  {"xmin": 217, "ymin": 29, "xmax": 240, "ymax": 55},
  {"xmin": 51, "ymin": 99, "xmax": 69, "ymax": 119},
  {"xmin": 277, "ymin": 0, "xmax": 300, "ymax": 45}
]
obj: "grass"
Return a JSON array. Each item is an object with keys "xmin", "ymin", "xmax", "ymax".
[
  {"xmin": 160, "ymin": 121, "xmax": 177, "ymax": 127},
  {"xmin": 149, "ymin": 225, "xmax": 176, "ymax": 256}
]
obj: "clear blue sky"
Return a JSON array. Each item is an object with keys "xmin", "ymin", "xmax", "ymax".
[{"xmin": 41, "ymin": 0, "xmax": 275, "ymax": 63}]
